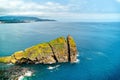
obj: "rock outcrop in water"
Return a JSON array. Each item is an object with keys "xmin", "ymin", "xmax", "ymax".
[
  {"xmin": 0, "ymin": 66, "xmax": 33, "ymax": 80},
  {"xmin": 0, "ymin": 35, "xmax": 77, "ymax": 64}
]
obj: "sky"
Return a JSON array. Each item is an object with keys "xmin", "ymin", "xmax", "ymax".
[{"xmin": 0, "ymin": 0, "xmax": 120, "ymax": 22}]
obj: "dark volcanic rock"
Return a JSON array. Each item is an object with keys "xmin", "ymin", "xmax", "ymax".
[
  {"xmin": 0, "ymin": 66, "xmax": 33, "ymax": 80},
  {"xmin": 16, "ymin": 58, "xmax": 35, "ymax": 64}
]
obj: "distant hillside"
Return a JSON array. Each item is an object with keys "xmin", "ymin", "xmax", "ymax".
[{"xmin": 0, "ymin": 16, "xmax": 56, "ymax": 23}]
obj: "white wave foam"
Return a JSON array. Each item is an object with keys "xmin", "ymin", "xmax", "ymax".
[
  {"xmin": 7, "ymin": 63, "xmax": 14, "ymax": 66},
  {"xmin": 77, "ymin": 52, "xmax": 80, "ymax": 57},
  {"xmin": 18, "ymin": 70, "xmax": 33, "ymax": 80},
  {"xmin": 24, "ymin": 71, "xmax": 33, "ymax": 76},
  {"xmin": 77, "ymin": 54, "xmax": 79, "ymax": 57},
  {"xmin": 95, "ymin": 52, "xmax": 108, "ymax": 57},
  {"xmin": 74, "ymin": 59, "xmax": 80, "ymax": 63},
  {"xmin": 18, "ymin": 76, "xmax": 24, "ymax": 80},
  {"xmin": 47, "ymin": 65, "xmax": 60, "ymax": 70}
]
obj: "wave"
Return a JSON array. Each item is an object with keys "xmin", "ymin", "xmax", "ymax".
[
  {"xmin": 24, "ymin": 71, "xmax": 33, "ymax": 76},
  {"xmin": 86, "ymin": 57, "xmax": 92, "ymax": 60},
  {"xmin": 47, "ymin": 65, "xmax": 60, "ymax": 70},
  {"xmin": 7, "ymin": 63, "xmax": 14, "ymax": 66},
  {"xmin": 73, "ymin": 59, "xmax": 80, "ymax": 63},
  {"xmin": 95, "ymin": 51, "xmax": 108, "ymax": 57},
  {"xmin": 77, "ymin": 53, "xmax": 80, "ymax": 57},
  {"xmin": 18, "ymin": 76, "xmax": 24, "ymax": 80},
  {"xmin": 18, "ymin": 70, "xmax": 33, "ymax": 80}
]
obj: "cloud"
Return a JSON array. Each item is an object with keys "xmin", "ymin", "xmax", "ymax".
[
  {"xmin": 46, "ymin": 13, "xmax": 120, "ymax": 21},
  {"xmin": 0, "ymin": 0, "xmax": 69, "ymax": 15},
  {"xmin": 0, "ymin": 0, "xmax": 120, "ymax": 21}
]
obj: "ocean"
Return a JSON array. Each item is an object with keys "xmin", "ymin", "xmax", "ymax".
[{"xmin": 0, "ymin": 22, "xmax": 120, "ymax": 80}]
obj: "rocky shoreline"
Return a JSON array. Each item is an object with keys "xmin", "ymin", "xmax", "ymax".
[
  {"xmin": 0, "ymin": 66, "xmax": 33, "ymax": 80},
  {"xmin": 0, "ymin": 35, "xmax": 77, "ymax": 64}
]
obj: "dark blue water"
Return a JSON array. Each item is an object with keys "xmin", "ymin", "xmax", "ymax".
[{"xmin": 0, "ymin": 22, "xmax": 120, "ymax": 80}]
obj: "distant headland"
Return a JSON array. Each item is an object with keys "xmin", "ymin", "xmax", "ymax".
[{"xmin": 0, "ymin": 16, "xmax": 56, "ymax": 23}]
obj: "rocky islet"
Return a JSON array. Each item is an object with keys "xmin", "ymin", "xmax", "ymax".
[{"xmin": 0, "ymin": 35, "xmax": 77, "ymax": 64}]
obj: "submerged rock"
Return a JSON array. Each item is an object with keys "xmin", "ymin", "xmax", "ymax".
[
  {"xmin": 0, "ymin": 35, "xmax": 77, "ymax": 64},
  {"xmin": 0, "ymin": 66, "xmax": 33, "ymax": 80}
]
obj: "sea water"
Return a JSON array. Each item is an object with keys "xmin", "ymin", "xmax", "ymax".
[{"xmin": 0, "ymin": 22, "xmax": 120, "ymax": 80}]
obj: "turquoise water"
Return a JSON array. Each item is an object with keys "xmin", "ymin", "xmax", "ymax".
[{"xmin": 0, "ymin": 22, "xmax": 120, "ymax": 80}]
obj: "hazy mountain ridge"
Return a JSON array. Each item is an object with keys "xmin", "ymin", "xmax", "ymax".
[{"xmin": 0, "ymin": 16, "xmax": 56, "ymax": 23}]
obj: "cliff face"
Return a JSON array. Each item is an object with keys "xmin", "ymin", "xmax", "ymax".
[
  {"xmin": 0, "ymin": 35, "xmax": 77, "ymax": 64},
  {"xmin": 67, "ymin": 35, "xmax": 77, "ymax": 62}
]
